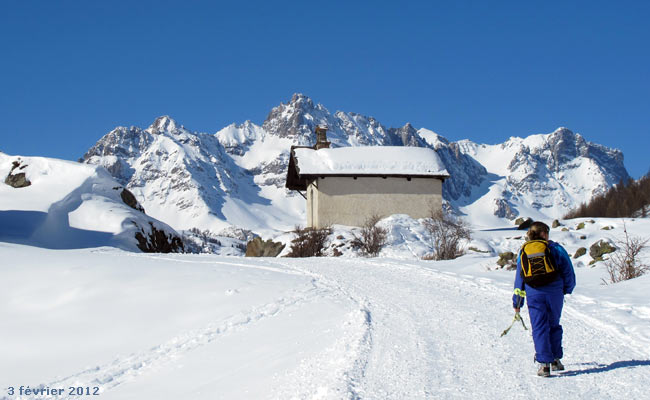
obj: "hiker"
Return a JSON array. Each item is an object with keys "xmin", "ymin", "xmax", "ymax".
[{"xmin": 512, "ymin": 221, "xmax": 576, "ymax": 377}]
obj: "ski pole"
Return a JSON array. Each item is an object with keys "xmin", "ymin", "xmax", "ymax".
[{"xmin": 501, "ymin": 289, "xmax": 528, "ymax": 337}]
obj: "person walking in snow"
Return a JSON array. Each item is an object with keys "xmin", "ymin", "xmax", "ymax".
[{"xmin": 512, "ymin": 221, "xmax": 576, "ymax": 377}]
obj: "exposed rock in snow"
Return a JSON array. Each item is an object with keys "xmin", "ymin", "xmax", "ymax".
[
  {"xmin": 135, "ymin": 221, "xmax": 184, "ymax": 253},
  {"xmin": 120, "ymin": 188, "xmax": 145, "ymax": 212},
  {"xmin": 244, "ymin": 236, "xmax": 285, "ymax": 257},
  {"xmin": 4, "ymin": 159, "xmax": 32, "ymax": 188}
]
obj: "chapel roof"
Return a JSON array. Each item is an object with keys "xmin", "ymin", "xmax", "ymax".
[{"xmin": 286, "ymin": 146, "xmax": 449, "ymax": 191}]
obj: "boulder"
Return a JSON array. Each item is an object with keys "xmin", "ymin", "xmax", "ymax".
[
  {"xmin": 552, "ymin": 219, "xmax": 561, "ymax": 228},
  {"xmin": 517, "ymin": 218, "xmax": 534, "ymax": 230},
  {"xmin": 589, "ymin": 240, "xmax": 616, "ymax": 260},
  {"xmin": 4, "ymin": 160, "xmax": 31, "ymax": 188},
  {"xmin": 5, "ymin": 172, "xmax": 30, "ymax": 188},
  {"xmin": 245, "ymin": 237, "xmax": 285, "ymax": 257},
  {"xmin": 497, "ymin": 251, "xmax": 517, "ymax": 270},
  {"xmin": 573, "ymin": 247, "xmax": 587, "ymax": 259},
  {"xmin": 120, "ymin": 188, "xmax": 145, "ymax": 213}
]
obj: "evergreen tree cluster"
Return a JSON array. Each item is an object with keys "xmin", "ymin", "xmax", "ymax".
[{"xmin": 565, "ymin": 174, "xmax": 650, "ymax": 219}]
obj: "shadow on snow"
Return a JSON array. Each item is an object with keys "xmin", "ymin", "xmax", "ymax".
[{"xmin": 558, "ymin": 360, "xmax": 650, "ymax": 377}]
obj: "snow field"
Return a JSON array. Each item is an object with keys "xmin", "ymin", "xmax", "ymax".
[
  {"xmin": 1, "ymin": 216, "xmax": 650, "ymax": 399},
  {"xmin": 276, "ymin": 257, "xmax": 649, "ymax": 399},
  {"xmin": 0, "ymin": 244, "xmax": 362, "ymax": 400}
]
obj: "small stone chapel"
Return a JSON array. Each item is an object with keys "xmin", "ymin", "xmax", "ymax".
[{"xmin": 285, "ymin": 126, "xmax": 449, "ymax": 228}]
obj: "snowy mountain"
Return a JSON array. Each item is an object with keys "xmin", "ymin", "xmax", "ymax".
[
  {"xmin": 82, "ymin": 94, "xmax": 631, "ymax": 238},
  {"xmin": 83, "ymin": 116, "xmax": 304, "ymax": 237},
  {"xmin": 0, "ymin": 153, "xmax": 183, "ymax": 252},
  {"xmin": 261, "ymin": 93, "xmax": 427, "ymax": 148},
  {"xmin": 448, "ymin": 127, "xmax": 630, "ymax": 226}
]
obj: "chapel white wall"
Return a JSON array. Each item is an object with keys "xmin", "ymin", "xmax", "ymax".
[{"xmin": 306, "ymin": 176, "xmax": 443, "ymax": 228}]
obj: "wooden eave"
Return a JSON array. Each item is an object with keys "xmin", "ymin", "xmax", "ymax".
[{"xmin": 285, "ymin": 145, "xmax": 313, "ymax": 191}]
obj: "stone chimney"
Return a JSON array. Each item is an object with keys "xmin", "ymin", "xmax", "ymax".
[{"xmin": 314, "ymin": 125, "xmax": 330, "ymax": 150}]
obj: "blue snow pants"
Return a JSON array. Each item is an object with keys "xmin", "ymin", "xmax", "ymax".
[{"xmin": 527, "ymin": 293, "xmax": 564, "ymax": 363}]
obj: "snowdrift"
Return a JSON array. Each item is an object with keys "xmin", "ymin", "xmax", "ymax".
[{"xmin": 0, "ymin": 153, "xmax": 183, "ymax": 252}]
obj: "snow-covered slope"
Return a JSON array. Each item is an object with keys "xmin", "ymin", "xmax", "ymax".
[
  {"xmin": 2, "ymin": 216, "xmax": 649, "ymax": 399},
  {"xmin": 0, "ymin": 153, "xmax": 183, "ymax": 252},
  {"xmin": 83, "ymin": 94, "xmax": 630, "ymax": 241}
]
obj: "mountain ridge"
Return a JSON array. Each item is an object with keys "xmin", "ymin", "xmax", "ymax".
[{"xmin": 82, "ymin": 93, "xmax": 631, "ymax": 236}]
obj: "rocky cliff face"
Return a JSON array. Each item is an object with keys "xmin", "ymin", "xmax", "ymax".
[{"xmin": 417, "ymin": 130, "xmax": 489, "ymax": 202}]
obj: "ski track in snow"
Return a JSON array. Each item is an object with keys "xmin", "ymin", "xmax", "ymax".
[
  {"xmin": 5, "ymin": 255, "xmax": 649, "ymax": 400},
  {"xmin": 1, "ymin": 277, "xmax": 330, "ymax": 400},
  {"xmin": 265, "ymin": 258, "xmax": 650, "ymax": 399}
]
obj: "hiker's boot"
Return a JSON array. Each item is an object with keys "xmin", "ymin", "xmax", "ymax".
[
  {"xmin": 551, "ymin": 358, "xmax": 564, "ymax": 371},
  {"xmin": 537, "ymin": 363, "xmax": 551, "ymax": 377}
]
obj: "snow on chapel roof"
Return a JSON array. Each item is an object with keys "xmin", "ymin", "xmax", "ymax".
[{"xmin": 292, "ymin": 146, "xmax": 449, "ymax": 177}]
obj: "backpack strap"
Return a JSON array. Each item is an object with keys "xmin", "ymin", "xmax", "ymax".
[
  {"xmin": 520, "ymin": 240, "xmax": 557, "ymax": 277},
  {"xmin": 519, "ymin": 240, "xmax": 560, "ymax": 287}
]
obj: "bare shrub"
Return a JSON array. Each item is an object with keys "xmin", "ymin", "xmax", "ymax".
[
  {"xmin": 604, "ymin": 223, "xmax": 649, "ymax": 283},
  {"xmin": 423, "ymin": 210, "xmax": 471, "ymax": 260},
  {"xmin": 286, "ymin": 225, "xmax": 332, "ymax": 257},
  {"xmin": 352, "ymin": 214, "xmax": 388, "ymax": 257}
]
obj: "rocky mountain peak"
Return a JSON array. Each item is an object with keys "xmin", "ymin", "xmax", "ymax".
[
  {"xmin": 388, "ymin": 123, "xmax": 428, "ymax": 147},
  {"xmin": 552, "ymin": 126, "xmax": 574, "ymax": 135},
  {"xmin": 547, "ymin": 127, "xmax": 584, "ymax": 147},
  {"xmin": 262, "ymin": 94, "xmax": 330, "ymax": 142},
  {"xmin": 149, "ymin": 116, "xmax": 181, "ymax": 135},
  {"xmin": 290, "ymin": 93, "xmax": 315, "ymax": 109}
]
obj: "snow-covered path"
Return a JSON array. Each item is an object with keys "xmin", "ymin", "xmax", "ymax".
[
  {"xmin": 269, "ymin": 257, "xmax": 650, "ymax": 399},
  {"xmin": 1, "ymin": 245, "xmax": 649, "ymax": 399}
]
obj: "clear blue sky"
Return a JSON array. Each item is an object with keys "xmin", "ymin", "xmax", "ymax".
[{"xmin": 2, "ymin": 1, "xmax": 649, "ymax": 177}]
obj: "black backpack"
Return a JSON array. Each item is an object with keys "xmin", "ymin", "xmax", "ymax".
[{"xmin": 519, "ymin": 240, "xmax": 559, "ymax": 288}]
